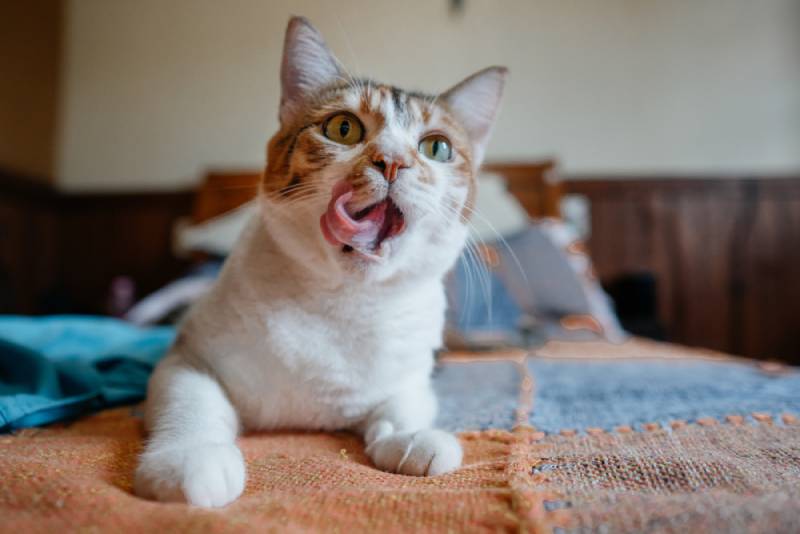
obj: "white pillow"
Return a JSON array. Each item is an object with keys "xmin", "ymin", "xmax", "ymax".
[
  {"xmin": 173, "ymin": 200, "xmax": 256, "ymax": 257},
  {"xmin": 469, "ymin": 173, "xmax": 531, "ymax": 241}
]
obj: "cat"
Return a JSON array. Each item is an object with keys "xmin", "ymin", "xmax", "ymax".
[{"xmin": 134, "ymin": 16, "xmax": 507, "ymax": 507}]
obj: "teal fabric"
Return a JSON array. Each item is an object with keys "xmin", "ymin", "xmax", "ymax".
[{"xmin": 0, "ymin": 316, "xmax": 174, "ymax": 432}]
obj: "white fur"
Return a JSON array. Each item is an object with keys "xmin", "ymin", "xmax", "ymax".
[{"xmin": 134, "ymin": 16, "xmax": 504, "ymax": 508}]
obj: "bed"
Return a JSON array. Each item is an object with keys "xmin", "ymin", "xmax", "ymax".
[{"xmin": 2, "ymin": 162, "xmax": 798, "ymax": 533}]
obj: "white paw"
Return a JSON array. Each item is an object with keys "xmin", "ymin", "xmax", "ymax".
[
  {"xmin": 366, "ymin": 429, "xmax": 463, "ymax": 476},
  {"xmin": 134, "ymin": 442, "xmax": 246, "ymax": 507}
]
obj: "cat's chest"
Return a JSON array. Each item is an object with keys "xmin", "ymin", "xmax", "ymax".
[
  {"xmin": 222, "ymin": 302, "xmax": 436, "ymax": 430},
  {"xmin": 259, "ymin": 295, "xmax": 434, "ymax": 374},
  {"xmin": 228, "ymin": 294, "xmax": 438, "ymax": 422},
  {"xmin": 194, "ymin": 272, "xmax": 446, "ymax": 429}
]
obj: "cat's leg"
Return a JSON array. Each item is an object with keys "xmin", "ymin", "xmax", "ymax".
[
  {"xmin": 361, "ymin": 385, "xmax": 462, "ymax": 476},
  {"xmin": 134, "ymin": 355, "xmax": 245, "ymax": 507}
]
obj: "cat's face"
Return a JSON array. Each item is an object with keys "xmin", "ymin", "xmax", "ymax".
[{"xmin": 260, "ymin": 17, "xmax": 506, "ymax": 283}]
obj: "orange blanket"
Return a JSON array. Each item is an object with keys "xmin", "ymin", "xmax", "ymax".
[{"xmin": 2, "ymin": 409, "xmax": 518, "ymax": 532}]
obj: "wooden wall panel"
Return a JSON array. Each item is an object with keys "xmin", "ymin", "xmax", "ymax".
[
  {"xmin": 0, "ymin": 174, "xmax": 59, "ymax": 313},
  {"xmin": 567, "ymin": 177, "xmax": 800, "ymax": 363},
  {"xmin": 0, "ymin": 170, "xmax": 194, "ymax": 315},
  {"xmin": 56, "ymin": 192, "xmax": 194, "ymax": 313}
]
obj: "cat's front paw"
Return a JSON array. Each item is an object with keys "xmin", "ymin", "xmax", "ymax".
[
  {"xmin": 134, "ymin": 442, "xmax": 245, "ymax": 507},
  {"xmin": 366, "ymin": 429, "xmax": 462, "ymax": 476}
]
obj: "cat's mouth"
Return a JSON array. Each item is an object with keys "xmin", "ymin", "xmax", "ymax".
[{"xmin": 320, "ymin": 181, "xmax": 406, "ymax": 261}]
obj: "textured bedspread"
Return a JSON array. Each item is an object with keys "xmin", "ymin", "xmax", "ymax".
[{"xmin": 2, "ymin": 339, "xmax": 799, "ymax": 533}]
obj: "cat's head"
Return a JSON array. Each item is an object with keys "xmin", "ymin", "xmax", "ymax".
[{"xmin": 261, "ymin": 17, "xmax": 506, "ymax": 283}]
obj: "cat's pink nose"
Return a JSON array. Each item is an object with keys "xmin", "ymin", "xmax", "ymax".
[{"xmin": 372, "ymin": 153, "xmax": 411, "ymax": 183}]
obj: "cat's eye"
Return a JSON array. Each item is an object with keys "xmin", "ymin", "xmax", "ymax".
[
  {"xmin": 323, "ymin": 113, "xmax": 364, "ymax": 145},
  {"xmin": 418, "ymin": 135, "xmax": 453, "ymax": 162}
]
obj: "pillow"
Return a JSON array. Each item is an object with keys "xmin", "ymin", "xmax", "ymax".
[
  {"xmin": 535, "ymin": 218, "xmax": 627, "ymax": 343},
  {"xmin": 493, "ymin": 224, "xmax": 591, "ymax": 317},
  {"xmin": 468, "ymin": 172, "xmax": 531, "ymax": 241},
  {"xmin": 446, "ymin": 221, "xmax": 627, "ymax": 348},
  {"xmin": 173, "ymin": 201, "xmax": 256, "ymax": 257}
]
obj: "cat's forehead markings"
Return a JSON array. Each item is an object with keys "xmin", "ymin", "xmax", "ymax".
[
  {"xmin": 368, "ymin": 86, "xmax": 383, "ymax": 112},
  {"xmin": 410, "ymin": 98, "xmax": 434, "ymax": 125},
  {"xmin": 316, "ymin": 81, "xmax": 441, "ymax": 134},
  {"xmin": 380, "ymin": 87, "xmax": 398, "ymax": 125}
]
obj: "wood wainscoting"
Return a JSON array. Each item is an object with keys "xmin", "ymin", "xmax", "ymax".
[
  {"xmin": 567, "ymin": 176, "xmax": 800, "ymax": 363},
  {"xmin": 0, "ymin": 169, "xmax": 194, "ymax": 315}
]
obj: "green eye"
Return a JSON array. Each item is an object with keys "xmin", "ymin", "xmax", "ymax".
[
  {"xmin": 418, "ymin": 135, "xmax": 453, "ymax": 162},
  {"xmin": 323, "ymin": 113, "xmax": 364, "ymax": 145}
]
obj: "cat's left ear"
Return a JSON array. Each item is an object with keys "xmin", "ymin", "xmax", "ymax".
[
  {"xmin": 280, "ymin": 17, "xmax": 342, "ymax": 123},
  {"xmin": 442, "ymin": 66, "xmax": 508, "ymax": 169}
]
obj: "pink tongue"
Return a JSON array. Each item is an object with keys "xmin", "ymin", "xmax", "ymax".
[{"xmin": 320, "ymin": 181, "xmax": 386, "ymax": 250}]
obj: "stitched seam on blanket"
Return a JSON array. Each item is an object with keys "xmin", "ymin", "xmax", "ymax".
[
  {"xmin": 514, "ymin": 358, "xmax": 535, "ymax": 429},
  {"xmin": 446, "ymin": 350, "xmax": 549, "ymax": 531}
]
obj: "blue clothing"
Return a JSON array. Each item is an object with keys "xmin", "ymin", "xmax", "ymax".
[{"xmin": 0, "ymin": 316, "xmax": 174, "ymax": 432}]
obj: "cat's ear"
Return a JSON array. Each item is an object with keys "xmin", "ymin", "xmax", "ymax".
[
  {"xmin": 442, "ymin": 66, "xmax": 508, "ymax": 168},
  {"xmin": 280, "ymin": 17, "xmax": 342, "ymax": 123}
]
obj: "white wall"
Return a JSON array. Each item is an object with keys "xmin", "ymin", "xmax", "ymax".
[{"xmin": 57, "ymin": 0, "xmax": 800, "ymax": 191}]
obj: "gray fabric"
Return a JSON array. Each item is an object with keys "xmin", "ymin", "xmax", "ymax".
[
  {"xmin": 528, "ymin": 357, "xmax": 800, "ymax": 433},
  {"xmin": 494, "ymin": 226, "xmax": 591, "ymax": 317},
  {"xmin": 434, "ymin": 359, "xmax": 520, "ymax": 431},
  {"xmin": 433, "ymin": 353, "xmax": 800, "ymax": 434}
]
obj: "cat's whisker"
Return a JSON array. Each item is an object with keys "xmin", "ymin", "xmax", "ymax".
[
  {"xmin": 454, "ymin": 221, "xmax": 495, "ymax": 323},
  {"xmin": 454, "ymin": 228, "xmax": 493, "ymax": 325},
  {"xmin": 459, "ymin": 240, "xmax": 487, "ymax": 325},
  {"xmin": 425, "ymin": 198, "xmax": 497, "ymax": 322},
  {"xmin": 263, "ymin": 188, "xmax": 331, "ymax": 208},
  {"xmin": 459, "ymin": 203, "xmax": 530, "ymax": 294},
  {"xmin": 263, "ymin": 189, "xmax": 327, "ymax": 205},
  {"xmin": 270, "ymin": 181, "xmax": 327, "ymax": 194},
  {"xmin": 428, "ymin": 182, "xmax": 530, "ymax": 299},
  {"xmin": 394, "ymin": 191, "xmax": 494, "ymax": 322},
  {"xmin": 455, "ymin": 243, "xmax": 476, "ymax": 325},
  {"xmin": 266, "ymin": 194, "xmax": 331, "ymax": 210}
]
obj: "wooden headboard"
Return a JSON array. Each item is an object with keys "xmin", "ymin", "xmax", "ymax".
[{"xmin": 193, "ymin": 160, "xmax": 562, "ymax": 223}]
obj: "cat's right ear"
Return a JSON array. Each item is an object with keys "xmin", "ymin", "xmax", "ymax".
[{"xmin": 280, "ymin": 17, "xmax": 342, "ymax": 123}]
